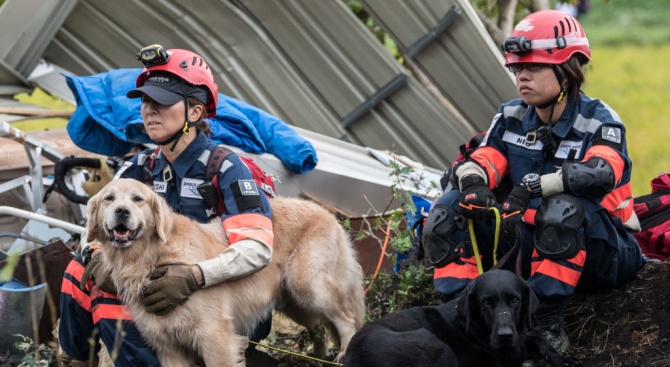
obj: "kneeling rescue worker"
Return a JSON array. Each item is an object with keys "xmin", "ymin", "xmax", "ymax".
[{"xmin": 422, "ymin": 10, "xmax": 645, "ymax": 354}]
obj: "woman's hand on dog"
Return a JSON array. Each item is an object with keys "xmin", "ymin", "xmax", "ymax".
[
  {"xmin": 141, "ymin": 264, "xmax": 201, "ymax": 315},
  {"xmin": 80, "ymin": 249, "xmax": 117, "ymax": 294}
]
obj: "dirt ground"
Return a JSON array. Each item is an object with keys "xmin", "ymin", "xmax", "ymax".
[
  {"xmin": 566, "ymin": 261, "xmax": 670, "ymax": 367},
  {"xmin": 266, "ymin": 261, "xmax": 670, "ymax": 367}
]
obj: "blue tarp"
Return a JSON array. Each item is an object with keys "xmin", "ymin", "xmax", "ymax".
[{"xmin": 64, "ymin": 68, "xmax": 317, "ymax": 174}]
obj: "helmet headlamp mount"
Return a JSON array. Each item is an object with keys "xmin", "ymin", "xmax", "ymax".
[
  {"xmin": 137, "ymin": 44, "xmax": 170, "ymax": 67},
  {"xmin": 502, "ymin": 36, "xmax": 532, "ymax": 54}
]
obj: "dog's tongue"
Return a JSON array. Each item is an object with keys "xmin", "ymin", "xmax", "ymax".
[
  {"xmin": 110, "ymin": 226, "xmax": 140, "ymax": 243},
  {"xmin": 112, "ymin": 228, "xmax": 130, "ymax": 242}
]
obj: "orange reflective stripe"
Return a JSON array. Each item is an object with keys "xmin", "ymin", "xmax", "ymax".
[
  {"xmin": 222, "ymin": 213, "xmax": 274, "ymax": 247},
  {"xmin": 433, "ymin": 257, "xmax": 480, "ymax": 280},
  {"xmin": 531, "ymin": 249, "xmax": 541, "ymax": 274},
  {"xmin": 63, "ymin": 279, "xmax": 92, "ymax": 309},
  {"xmin": 566, "ymin": 249, "xmax": 587, "ymax": 267},
  {"xmin": 584, "ymin": 144, "xmax": 632, "ymax": 221},
  {"xmin": 92, "ymin": 304, "xmax": 132, "ymax": 324},
  {"xmin": 584, "ymin": 145, "xmax": 624, "ymax": 183},
  {"xmin": 523, "ymin": 209, "xmax": 537, "ymax": 225},
  {"xmin": 531, "ymin": 250, "xmax": 586, "ymax": 287},
  {"xmin": 470, "ymin": 146, "xmax": 508, "ymax": 188},
  {"xmin": 600, "ymin": 183, "xmax": 634, "ymax": 221},
  {"xmin": 62, "ymin": 261, "xmax": 92, "ymax": 311},
  {"xmin": 61, "ymin": 277, "xmax": 92, "ymax": 311},
  {"xmin": 66, "ymin": 260, "xmax": 85, "ymax": 278}
]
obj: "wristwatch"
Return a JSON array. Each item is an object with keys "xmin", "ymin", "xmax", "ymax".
[{"xmin": 521, "ymin": 173, "xmax": 543, "ymax": 199}]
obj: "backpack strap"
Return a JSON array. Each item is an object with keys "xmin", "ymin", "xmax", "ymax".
[
  {"xmin": 141, "ymin": 146, "xmax": 233, "ymax": 217},
  {"xmin": 141, "ymin": 147, "xmax": 162, "ymax": 186},
  {"xmin": 205, "ymin": 146, "xmax": 234, "ymax": 181},
  {"xmin": 202, "ymin": 146, "xmax": 234, "ymax": 217}
]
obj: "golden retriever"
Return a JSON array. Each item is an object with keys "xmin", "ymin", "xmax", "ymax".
[{"xmin": 85, "ymin": 178, "xmax": 365, "ymax": 366}]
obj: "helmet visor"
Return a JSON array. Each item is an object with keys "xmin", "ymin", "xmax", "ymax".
[{"xmin": 127, "ymin": 72, "xmax": 209, "ymax": 106}]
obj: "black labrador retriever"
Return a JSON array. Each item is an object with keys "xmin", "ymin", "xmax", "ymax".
[{"xmin": 344, "ymin": 269, "xmax": 580, "ymax": 367}]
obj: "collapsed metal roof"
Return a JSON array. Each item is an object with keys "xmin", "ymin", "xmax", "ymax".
[{"xmin": 0, "ymin": 0, "xmax": 515, "ymax": 170}]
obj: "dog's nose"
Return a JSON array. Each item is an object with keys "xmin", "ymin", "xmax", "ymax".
[
  {"xmin": 115, "ymin": 206, "xmax": 130, "ymax": 218},
  {"xmin": 497, "ymin": 327, "xmax": 514, "ymax": 341},
  {"xmin": 495, "ymin": 325, "xmax": 516, "ymax": 348}
]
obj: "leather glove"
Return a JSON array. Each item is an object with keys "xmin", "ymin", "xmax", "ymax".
[
  {"xmin": 141, "ymin": 264, "xmax": 199, "ymax": 316},
  {"xmin": 459, "ymin": 175, "xmax": 497, "ymax": 220},
  {"xmin": 79, "ymin": 249, "xmax": 117, "ymax": 294},
  {"xmin": 501, "ymin": 184, "xmax": 532, "ymax": 243}
]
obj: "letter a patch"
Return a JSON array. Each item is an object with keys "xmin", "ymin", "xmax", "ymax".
[{"xmin": 601, "ymin": 126, "xmax": 621, "ymax": 144}]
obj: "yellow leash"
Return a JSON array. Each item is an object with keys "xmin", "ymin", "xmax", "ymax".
[
  {"xmin": 467, "ymin": 207, "xmax": 501, "ymax": 275},
  {"xmin": 249, "ymin": 340, "xmax": 343, "ymax": 366}
]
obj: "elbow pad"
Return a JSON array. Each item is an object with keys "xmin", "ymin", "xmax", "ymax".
[{"xmin": 562, "ymin": 157, "xmax": 615, "ymax": 197}]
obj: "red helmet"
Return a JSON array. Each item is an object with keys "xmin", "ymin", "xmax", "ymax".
[
  {"xmin": 502, "ymin": 10, "xmax": 590, "ymax": 66},
  {"xmin": 135, "ymin": 46, "xmax": 219, "ymax": 117}
]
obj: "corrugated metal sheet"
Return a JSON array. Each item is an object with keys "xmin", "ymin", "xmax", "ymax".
[
  {"xmin": 0, "ymin": 0, "xmax": 76, "ymax": 88},
  {"xmin": 0, "ymin": 0, "xmax": 515, "ymax": 170},
  {"xmin": 44, "ymin": 1, "xmax": 350, "ymax": 138},
  {"xmin": 231, "ymin": 0, "xmax": 474, "ymax": 167},
  {"xmin": 359, "ymin": 0, "xmax": 518, "ymax": 132}
]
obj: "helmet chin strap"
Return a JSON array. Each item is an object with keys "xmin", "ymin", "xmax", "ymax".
[
  {"xmin": 153, "ymin": 108, "xmax": 193, "ymax": 152},
  {"xmin": 536, "ymin": 65, "xmax": 567, "ymax": 111},
  {"xmin": 154, "ymin": 80, "xmax": 195, "ymax": 152},
  {"xmin": 534, "ymin": 65, "xmax": 568, "ymax": 156}
]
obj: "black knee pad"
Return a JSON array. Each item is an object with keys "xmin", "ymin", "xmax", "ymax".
[
  {"xmin": 534, "ymin": 194, "xmax": 585, "ymax": 260},
  {"xmin": 423, "ymin": 204, "xmax": 464, "ymax": 267}
]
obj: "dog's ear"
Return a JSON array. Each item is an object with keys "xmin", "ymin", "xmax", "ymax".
[
  {"xmin": 457, "ymin": 280, "xmax": 477, "ymax": 333},
  {"xmin": 85, "ymin": 189, "xmax": 105, "ymax": 243},
  {"xmin": 151, "ymin": 191, "xmax": 174, "ymax": 243},
  {"xmin": 522, "ymin": 280, "xmax": 539, "ymax": 331}
]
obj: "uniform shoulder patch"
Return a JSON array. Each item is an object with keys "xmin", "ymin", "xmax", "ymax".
[
  {"xmin": 601, "ymin": 126, "xmax": 622, "ymax": 144},
  {"xmin": 230, "ymin": 179, "xmax": 264, "ymax": 212},
  {"xmin": 238, "ymin": 179, "xmax": 259, "ymax": 196}
]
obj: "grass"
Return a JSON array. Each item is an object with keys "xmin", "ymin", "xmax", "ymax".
[
  {"xmin": 578, "ymin": 0, "xmax": 670, "ymax": 47},
  {"xmin": 578, "ymin": 0, "xmax": 670, "ymax": 197},
  {"xmin": 584, "ymin": 45, "xmax": 670, "ymax": 197}
]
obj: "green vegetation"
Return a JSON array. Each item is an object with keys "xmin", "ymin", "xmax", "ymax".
[
  {"xmin": 579, "ymin": 0, "xmax": 670, "ymax": 47},
  {"xmin": 12, "ymin": 334, "xmax": 56, "ymax": 367},
  {"xmin": 584, "ymin": 45, "xmax": 670, "ymax": 197},
  {"xmin": 356, "ymin": 160, "xmax": 443, "ymax": 320},
  {"xmin": 579, "ymin": 0, "xmax": 670, "ymax": 197}
]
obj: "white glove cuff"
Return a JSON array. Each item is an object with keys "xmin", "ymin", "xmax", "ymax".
[
  {"xmin": 540, "ymin": 172, "xmax": 564, "ymax": 197},
  {"xmin": 455, "ymin": 161, "xmax": 488, "ymax": 189},
  {"xmin": 197, "ymin": 239, "xmax": 272, "ymax": 288}
]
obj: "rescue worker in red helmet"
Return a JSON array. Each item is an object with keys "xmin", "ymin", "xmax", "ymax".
[
  {"xmin": 58, "ymin": 45, "xmax": 277, "ymax": 366},
  {"xmin": 422, "ymin": 10, "xmax": 645, "ymax": 355}
]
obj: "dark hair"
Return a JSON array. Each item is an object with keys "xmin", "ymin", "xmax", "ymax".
[
  {"xmin": 556, "ymin": 53, "xmax": 589, "ymax": 103},
  {"xmin": 187, "ymin": 97, "xmax": 211, "ymax": 136}
]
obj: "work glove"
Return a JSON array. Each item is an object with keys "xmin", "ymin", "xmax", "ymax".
[
  {"xmin": 79, "ymin": 248, "xmax": 117, "ymax": 294},
  {"xmin": 459, "ymin": 175, "xmax": 497, "ymax": 220},
  {"xmin": 501, "ymin": 184, "xmax": 532, "ymax": 244},
  {"xmin": 141, "ymin": 264, "xmax": 199, "ymax": 316}
]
